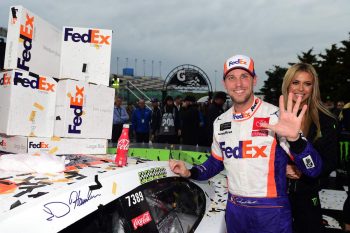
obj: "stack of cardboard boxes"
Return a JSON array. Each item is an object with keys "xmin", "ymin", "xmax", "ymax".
[{"xmin": 0, "ymin": 5, "xmax": 114, "ymax": 155}]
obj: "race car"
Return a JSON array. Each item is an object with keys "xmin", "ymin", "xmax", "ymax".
[{"xmin": 0, "ymin": 146, "xmax": 227, "ymax": 233}]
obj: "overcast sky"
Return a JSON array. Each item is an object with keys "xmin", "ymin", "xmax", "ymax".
[{"xmin": 1, "ymin": 0, "xmax": 349, "ymax": 92}]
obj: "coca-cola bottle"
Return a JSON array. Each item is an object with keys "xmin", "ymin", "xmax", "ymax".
[{"xmin": 115, "ymin": 124, "xmax": 129, "ymax": 167}]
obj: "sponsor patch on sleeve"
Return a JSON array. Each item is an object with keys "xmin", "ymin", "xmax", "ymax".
[{"xmin": 302, "ymin": 155, "xmax": 315, "ymax": 169}]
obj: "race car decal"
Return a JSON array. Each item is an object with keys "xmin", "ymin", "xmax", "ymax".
[
  {"xmin": 43, "ymin": 185, "xmax": 102, "ymax": 221},
  {"xmin": 0, "ymin": 155, "xmax": 112, "ymax": 213},
  {"xmin": 138, "ymin": 167, "xmax": 167, "ymax": 184}
]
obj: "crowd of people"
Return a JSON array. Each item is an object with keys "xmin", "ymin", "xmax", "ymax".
[
  {"xmin": 112, "ymin": 91, "xmax": 229, "ymax": 147},
  {"xmin": 112, "ymin": 53, "xmax": 350, "ymax": 233}
]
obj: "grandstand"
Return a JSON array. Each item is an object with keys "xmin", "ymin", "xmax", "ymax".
[{"xmin": 110, "ymin": 74, "xmax": 164, "ymax": 91}]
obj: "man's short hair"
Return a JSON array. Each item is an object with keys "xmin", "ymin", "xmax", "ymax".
[
  {"xmin": 184, "ymin": 95, "xmax": 196, "ymax": 102},
  {"xmin": 214, "ymin": 91, "xmax": 227, "ymax": 100}
]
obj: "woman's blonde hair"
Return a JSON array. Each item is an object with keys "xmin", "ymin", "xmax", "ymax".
[{"xmin": 281, "ymin": 63, "xmax": 335, "ymax": 139}]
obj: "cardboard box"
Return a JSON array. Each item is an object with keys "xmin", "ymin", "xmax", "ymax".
[
  {"xmin": 0, "ymin": 134, "xmax": 27, "ymax": 153},
  {"xmin": 59, "ymin": 26, "xmax": 112, "ymax": 86},
  {"xmin": 54, "ymin": 79, "xmax": 114, "ymax": 139},
  {"xmin": 4, "ymin": 5, "xmax": 61, "ymax": 77},
  {"xmin": 0, "ymin": 70, "xmax": 57, "ymax": 137},
  {"xmin": 0, "ymin": 135, "xmax": 107, "ymax": 154}
]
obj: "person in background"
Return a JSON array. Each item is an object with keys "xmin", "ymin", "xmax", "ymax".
[
  {"xmin": 333, "ymin": 100, "xmax": 345, "ymax": 118},
  {"xmin": 150, "ymin": 97, "xmax": 162, "ymax": 143},
  {"xmin": 170, "ymin": 54, "xmax": 323, "ymax": 233},
  {"xmin": 180, "ymin": 95, "xmax": 200, "ymax": 146},
  {"xmin": 131, "ymin": 99, "xmax": 152, "ymax": 143},
  {"xmin": 324, "ymin": 99, "xmax": 335, "ymax": 111},
  {"xmin": 197, "ymin": 102, "xmax": 208, "ymax": 146},
  {"xmin": 174, "ymin": 95, "xmax": 183, "ymax": 111},
  {"xmin": 340, "ymin": 102, "xmax": 350, "ymax": 232},
  {"xmin": 205, "ymin": 91, "xmax": 227, "ymax": 146},
  {"xmin": 157, "ymin": 96, "xmax": 180, "ymax": 144},
  {"xmin": 282, "ymin": 63, "xmax": 338, "ymax": 233},
  {"xmin": 126, "ymin": 102, "xmax": 135, "ymax": 140},
  {"xmin": 343, "ymin": 154, "xmax": 350, "ymax": 232},
  {"xmin": 340, "ymin": 102, "xmax": 350, "ymax": 134},
  {"xmin": 112, "ymin": 97, "xmax": 129, "ymax": 143}
]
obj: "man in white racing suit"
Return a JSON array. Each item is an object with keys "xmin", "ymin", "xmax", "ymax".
[{"xmin": 169, "ymin": 54, "xmax": 323, "ymax": 233}]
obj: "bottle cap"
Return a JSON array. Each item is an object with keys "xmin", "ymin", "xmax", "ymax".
[{"xmin": 122, "ymin": 124, "xmax": 130, "ymax": 128}]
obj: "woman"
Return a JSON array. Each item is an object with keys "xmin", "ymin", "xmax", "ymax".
[
  {"xmin": 282, "ymin": 63, "xmax": 338, "ymax": 233},
  {"xmin": 339, "ymin": 102, "xmax": 350, "ymax": 231}
]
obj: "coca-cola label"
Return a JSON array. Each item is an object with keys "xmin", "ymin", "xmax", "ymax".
[
  {"xmin": 251, "ymin": 117, "xmax": 269, "ymax": 137},
  {"xmin": 131, "ymin": 211, "xmax": 152, "ymax": 230},
  {"xmin": 117, "ymin": 139, "xmax": 129, "ymax": 150}
]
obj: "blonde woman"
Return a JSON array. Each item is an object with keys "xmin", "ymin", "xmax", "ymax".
[{"xmin": 282, "ymin": 63, "xmax": 338, "ymax": 233}]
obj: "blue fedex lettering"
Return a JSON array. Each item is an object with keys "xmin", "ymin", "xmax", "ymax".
[
  {"xmin": 13, "ymin": 72, "xmax": 55, "ymax": 92},
  {"xmin": 17, "ymin": 13, "xmax": 35, "ymax": 71},
  {"xmin": 68, "ymin": 86, "xmax": 84, "ymax": 134},
  {"xmin": 220, "ymin": 141, "xmax": 267, "ymax": 159},
  {"xmin": 228, "ymin": 59, "xmax": 247, "ymax": 67},
  {"xmin": 64, "ymin": 28, "xmax": 110, "ymax": 45}
]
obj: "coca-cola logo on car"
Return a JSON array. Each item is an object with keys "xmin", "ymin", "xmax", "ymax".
[
  {"xmin": 131, "ymin": 211, "xmax": 152, "ymax": 230},
  {"xmin": 117, "ymin": 139, "xmax": 129, "ymax": 150}
]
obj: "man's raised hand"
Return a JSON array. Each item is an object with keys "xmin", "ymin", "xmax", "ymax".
[{"xmin": 261, "ymin": 93, "xmax": 307, "ymax": 141}]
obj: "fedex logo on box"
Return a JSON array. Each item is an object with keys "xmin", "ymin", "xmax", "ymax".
[
  {"xmin": 17, "ymin": 12, "xmax": 35, "ymax": 72},
  {"xmin": 29, "ymin": 141, "xmax": 48, "ymax": 148},
  {"xmin": 68, "ymin": 85, "xmax": 85, "ymax": 134},
  {"xmin": 13, "ymin": 71, "xmax": 55, "ymax": 92},
  {"xmin": 64, "ymin": 27, "xmax": 110, "ymax": 45}
]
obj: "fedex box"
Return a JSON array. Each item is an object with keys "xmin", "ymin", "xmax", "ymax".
[
  {"xmin": 54, "ymin": 79, "xmax": 114, "ymax": 139},
  {"xmin": 59, "ymin": 26, "xmax": 112, "ymax": 86},
  {"xmin": 0, "ymin": 70, "xmax": 57, "ymax": 137},
  {"xmin": 0, "ymin": 134, "xmax": 27, "ymax": 153},
  {"xmin": 4, "ymin": 5, "xmax": 61, "ymax": 77},
  {"xmin": 0, "ymin": 135, "xmax": 107, "ymax": 154}
]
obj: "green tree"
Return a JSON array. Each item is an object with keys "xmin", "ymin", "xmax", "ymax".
[
  {"xmin": 337, "ymin": 33, "xmax": 350, "ymax": 102},
  {"xmin": 261, "ymin": 33, "xmax": 350, "ymax": 103},
  {"xmin": 295, "ymin": 48, "xmax": 319, "ymax": 68},
  {"xmin": 260, "ymin": 65, "xmax": 287, "ymax": 106},
  {"xmin": 318, "ymin": 44, "xmax": 342, "ymax": 102}
]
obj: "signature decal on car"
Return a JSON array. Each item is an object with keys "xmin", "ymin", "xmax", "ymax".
[{"xmin": 43, "ymin": 181, "xmax": 101, "ymax": 221}]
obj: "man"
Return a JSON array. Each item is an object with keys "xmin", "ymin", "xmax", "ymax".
[
  {"xmin": 150, "ymin": 97, "xmax": 162, "ymax": 143},
  {"xmin": 205, "ymin": 91, "xmax": 227, "ymax": 146},
  {"xmin": 169, "ymin": 54, "xmax": 323, "ymax": 233},
  {"xmin": 174, "ymin": 95, "xmax": 183, "ymax": 111},
  {"xmin": 112, "ymin": 97, "xmax": 129, "ymax": 143},
  {"xmin": 131, "ymin": 99, "xmax": 152, "ymax": 143},
  {"xmin": 180, "ymin": 95, "xmax": 200, "ymax": 146},
  {"xmin": 158, "ymin": 96, "xmax": 180, "ymax": 144}
]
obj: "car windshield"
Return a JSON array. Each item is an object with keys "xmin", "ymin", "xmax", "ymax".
[{"xmin": 60, "ymin": 177, "xmax": 206, "ymax": 233}]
